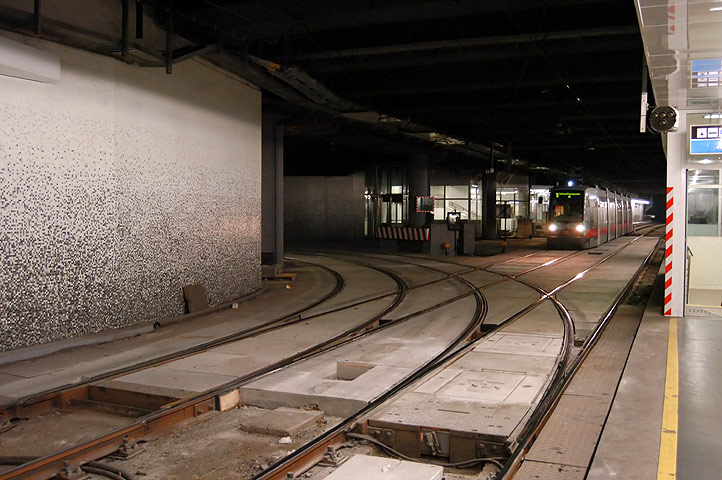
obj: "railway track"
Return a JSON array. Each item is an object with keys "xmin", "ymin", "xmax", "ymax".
[
  {"xmin": 0, "ymin": 251, "xmax": 489, "ymax": 479},
  {"xmin": 0, "ymin": 227, "xmax": 663, "ymax": 479},
  {"xmin": 257, "ymin": 229, "xmax": 663, "ymax": 479}
]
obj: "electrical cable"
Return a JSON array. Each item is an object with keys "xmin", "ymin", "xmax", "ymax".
[
  {"xmin": 86, "ymin": 461, "xmax": 137, "ymax": 480},
  {"xmin": 81, "ymin": 465, "xmax": 125, "ymax": 480},
  {"xmin": 346, "ymin": 432, "xmax": 505, "ymax": 469},
  {"xmin": 0, "ymin": 458, "xmax": 135, "ymax": 480}
]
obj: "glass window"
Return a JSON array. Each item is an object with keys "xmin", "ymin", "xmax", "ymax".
[
  {"xmin": 687, "ymin": 187, "xmax": 719, "ymax": 236},
  {"xmin": 470, "ymin": 184, "xmax": 482, "ymax": 221},
  {"xmin": 446, "ymin": 185, "xmax": 469, "ymax": 198},
  {"xmin": 687, "ymin": 169, "xmax": 720, "ymax": 237},
  {"xmin": 445, "ymin": 199, "xmax": 468, "ymax": 219},
  {"xmin": 688, "ymin": 170, "xmax": 720, "ymax": 186},
  {"xmin": 430, "ymin": 185, "xmax": 445, "ymax": 198}
]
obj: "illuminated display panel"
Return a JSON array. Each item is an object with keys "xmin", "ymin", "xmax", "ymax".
[
  {"xmin": 690, "ymin": 125, "xmax": 722, "ymax": 155},
  {"xmin": 691, "ymin": 60, "xmax": 722, "ymax": 89}
]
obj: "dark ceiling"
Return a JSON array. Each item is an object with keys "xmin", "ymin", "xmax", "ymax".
[
  {"xmin": 170, "ymin": 0, "xmax": 664, "ymax": 195},
  {"xmin": 0, "ymin": 0, "xmax": 665, "ymax": 196}
]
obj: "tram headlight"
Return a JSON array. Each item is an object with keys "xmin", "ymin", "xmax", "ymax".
[
  {"xmin": 575, "ymin": 224, "xmax": 586, "ymax": 233},
  {"xmin": 548, "ymin": 224, "xmax": 558, "ymax": 232}
]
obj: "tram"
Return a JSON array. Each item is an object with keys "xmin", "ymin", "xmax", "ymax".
[{"xmin": 547, "ymin": 185, "xmax": 632, "ymax": 249}]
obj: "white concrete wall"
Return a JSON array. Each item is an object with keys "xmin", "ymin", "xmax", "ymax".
[
  {"xmin": 284, "ymin": 174, "xmax": 365, "ymax": 244},
  {"xmin": 687, "ymin": 236, "xmax": 722, "ymax": 290},
  {"xmin": 0, "ymin": 33, "xmax": 262, "ymax": 351}
]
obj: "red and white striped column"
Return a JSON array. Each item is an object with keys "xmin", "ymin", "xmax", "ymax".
[{"xmin": 664, "ymin": 187, "xmax": 674, "ymax": 316}]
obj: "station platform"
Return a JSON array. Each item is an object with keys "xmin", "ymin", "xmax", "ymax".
[{"xmin": 0, "ymin": 241, "xmax": 718, "ymax": 479}]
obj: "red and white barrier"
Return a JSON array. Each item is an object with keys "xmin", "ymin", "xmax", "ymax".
[
  {"xmin": 664, "ymin": 187, "xmax": 673, "ymax": 316},
  {"xmin": 376, "ymin": 226, "xmax": 431, "ymax": 242}
]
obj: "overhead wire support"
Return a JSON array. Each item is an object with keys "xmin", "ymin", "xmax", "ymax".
[{"xmin": 495, "ymin": 0, "xmax": 635, "ymax": 166}]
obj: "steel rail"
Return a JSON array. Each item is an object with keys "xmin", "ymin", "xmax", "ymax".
[
  {"xmin": 258, "ymin": 232, "xmax": 661, "ymax": 479},
  {"xmin": 253, "ymin": 260, "xmax": 488, "ymax": 480},
  {"xmin": 1, "ymin": 259, "xmax": 347, "ymax": 414},
  {"xmin": 0, "ymin": 261, "xmax": 406, "ymax": 480},
  {"xmin": 497, "ymin": 234, "xmax": 664, "ymax": 479},
  {"xmin": 0, "ymin": 257, "xmax": 482, "ymax": 480}
]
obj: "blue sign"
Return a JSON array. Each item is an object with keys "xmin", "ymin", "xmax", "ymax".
[
  {"xmin": 690, "ymin": 125, "xmax": 722, "ymax": 155},
  {"xmin": 691, "ymin": 60, "xmax": 722, "ymax": 88}
]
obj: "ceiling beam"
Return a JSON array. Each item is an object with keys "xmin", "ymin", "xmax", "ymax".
[
  {"xmin": 237, "ymin": 0, "xmax": 622, "ymax": 40},
  {"xmin": 353, "ymin": 74, "xmax": 638, "ymax": 97},
  {"xmin": 294, "ymin": 26, "xmax": 639, "ymax": 61},
  {"xmin": 396, "ymin": 96, "xmax": 636, "ymax": 113},
  {"xmin": 300, "ymin": 37, "xmax": 640, "ymax": 73}
]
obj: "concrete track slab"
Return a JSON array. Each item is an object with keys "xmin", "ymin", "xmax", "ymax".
[
  {"xmin": 102, "ymin": 295, "xmax": 399, "ymax": 401},
  {"xmin": 210, "ymin": 338, "xmax": 299, "ymax": 357},
  {"xmin": 384, "ymin": 279, "xmax": 470, "ymax": 320},
  {"xmin": 451, "ymin": 352, "xmax": 557, "ymax": 377},
  {"xmin": 291, "ymin": 255, "xmax": 399, "ymax": 317},
  {"xmin": 370, "ymin": 391, "xmax": 531, "ymax": 438},
  {"xmin": 241, "ymin": 295, "xmax": 480, "ymax": 417},
  {"xmin": 473, "ymin": 333, "xmax": 562, "ymax": 358},
  {"xmin": 374, "ymin": 254, "xmax": 472, "ymax": 275},
  {"xmin": 115, "ymin": 368, "xmax": 237, "ymax": 393},
  {"xmin": 367, "ymin": 304, "xmax": 564, "ymax": 453},
  {"xmin": 482, "ymin": 281, "xmax": 540, "ymax": 325},
  {"xmin": 152, "ymin": 351, "xmax": 275, "ymax": 377},
  {"xmin": 241, "ymin": 363, "xmax": 414, "ymax": 417},
  {"xmin": 458, "ymin": 269, "xmax": 505, "ymax": 288},
  {"xmin": 323, "ymin": 454, "xmax": 443, "ymax": 480},
  {"xmin": 238, "ymin": 407, "xmax": 324, "ymax": 436}
]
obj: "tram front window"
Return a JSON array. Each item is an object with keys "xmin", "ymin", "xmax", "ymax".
[{"xmin": 552, "ymin": 191, "xmax": 584, "ymax": 224}]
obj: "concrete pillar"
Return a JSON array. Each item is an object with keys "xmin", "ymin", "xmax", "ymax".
[
  {"xmin": 408, "ymin": 152, "xmax": 430, "ymax": 227},
  {"xmin": 664, "ymin": 114, "xmax": 687, "ymax": 317},
  {"xmin": 262, "ymin": 117, "xmax": 284, "ymax": 273},
  {"xmin": 482, "ymin": 171, "xmax": 497, "ymax": 239}
]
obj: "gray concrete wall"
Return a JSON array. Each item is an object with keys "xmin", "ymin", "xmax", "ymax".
[
  {"xmin": 285, "ymin": 174, "xmax": 365, "ymax": 244},
  {"xmin": 0, "ymin": 33, "xmax": 262, "ymax": 351}
]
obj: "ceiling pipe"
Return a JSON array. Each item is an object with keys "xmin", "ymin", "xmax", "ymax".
[{"xmin": 248, "ymin": 54, "xmax": 498, "ymax": 160}]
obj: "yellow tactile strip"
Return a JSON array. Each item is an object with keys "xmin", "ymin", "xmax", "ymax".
[{"xmin": 657, "ymin": 317, "xmax": 678, "ymax": 480}]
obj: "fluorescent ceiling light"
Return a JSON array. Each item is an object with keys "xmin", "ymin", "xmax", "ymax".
[
  {"xmin": 710, "ymin": 6, "xmax": 722, "ymax": 11},
  {"xmin": 704, "ymin": 113, "xmax": 722, "ymax": 119}
]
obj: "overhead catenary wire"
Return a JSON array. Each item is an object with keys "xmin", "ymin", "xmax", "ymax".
[{"xmin": 494, "ymin": 0, "xmax": 636, "ymax": 167}]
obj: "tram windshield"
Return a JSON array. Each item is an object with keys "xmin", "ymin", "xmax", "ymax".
[{"xmin": 551, "ymin": 190, "xmax": 584, "ymax": 223}]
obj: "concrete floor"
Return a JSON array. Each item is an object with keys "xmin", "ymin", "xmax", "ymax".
[
  {"xmin": 3, "ymin": 236, "xmax": 693, "ymax": 480},
  {"xmin": 677, "ymin": 316, "xmax": 722, "ymax": 479}
]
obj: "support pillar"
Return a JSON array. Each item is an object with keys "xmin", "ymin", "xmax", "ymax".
[
  {"xmin": 482, "ymin": 171, "xmax": 497, "ymax": 239},
  {"xmin": 408, "ymin": 152, "xmax": 430, "ymax": 227},
  {"xmin": 262, "ymin": 117, "xmax": 284, "ymax": 275},
  {"xmin": 664, "ymin": 114, "xmax": 687, "ymax": 317}
]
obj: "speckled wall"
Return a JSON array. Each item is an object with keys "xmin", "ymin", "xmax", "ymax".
[{"xmin": 0, "ymin": 35, "xmax": 262, "ymax": 351}]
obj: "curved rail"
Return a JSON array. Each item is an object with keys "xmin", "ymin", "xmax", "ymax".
[
  {"xmin": 497, "ymin": 235, "xmax": 663, "ymax": 479},
  {"xmin": 0, "ymin": 255, "xmax": 481, "ymax": 480},
  {"xmin": 3, "ymin": 259, "xmax": 347, "ymax": 411},
  {"xmin": 257, "ymin": 232, "xmax": 662, "ymax": 479}
]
